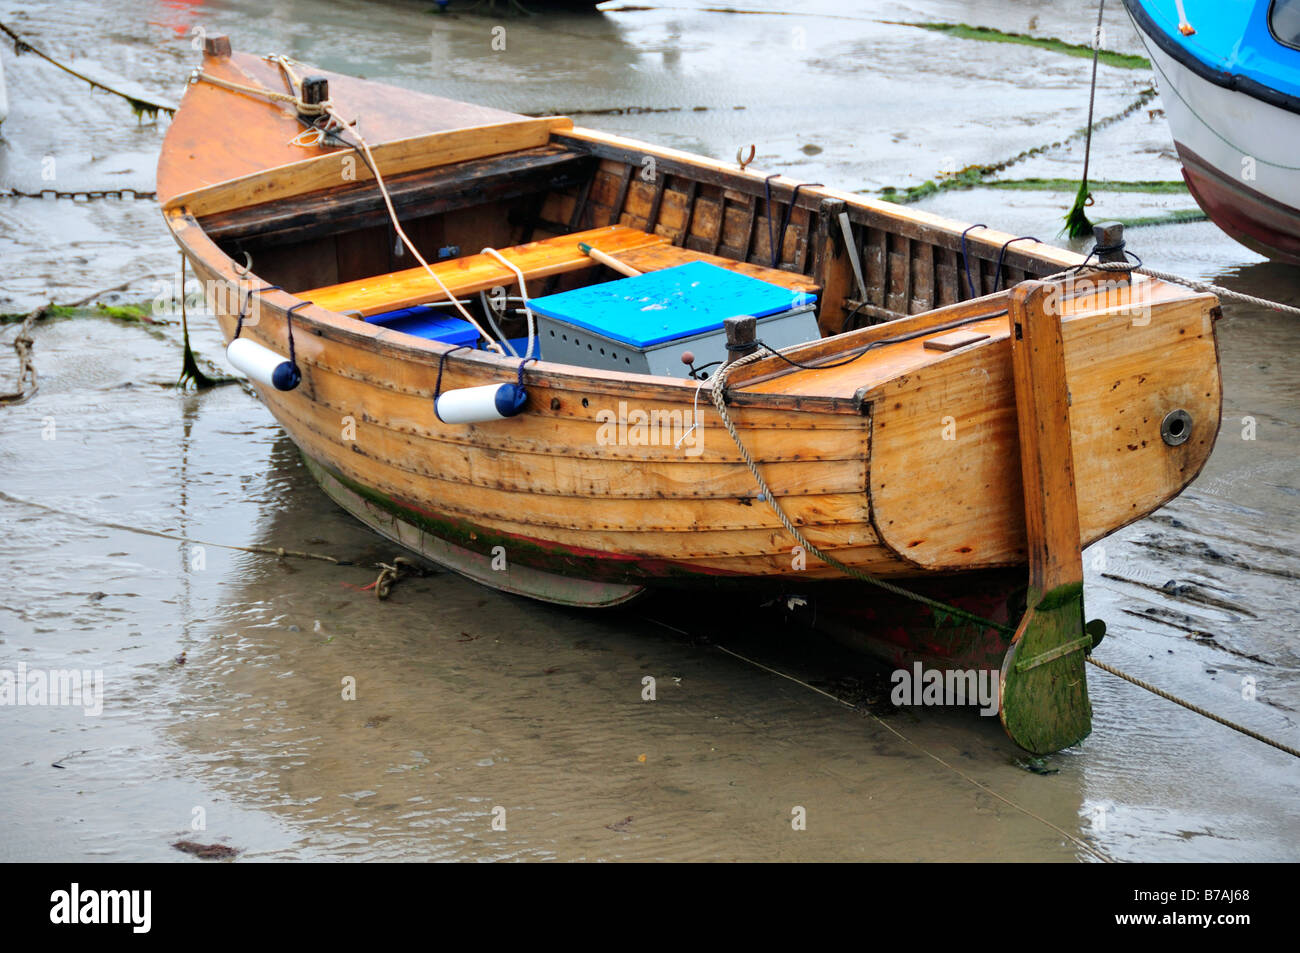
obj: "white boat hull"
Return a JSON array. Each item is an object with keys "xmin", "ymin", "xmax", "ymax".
[{"xmin": 1132, "ymin": 13, "xmax": 1300, "ymax": 262}]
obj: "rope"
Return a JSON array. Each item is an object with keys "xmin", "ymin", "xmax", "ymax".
[
  {"xmin": 0, "ymin": 276, "xmax": 164, "ymax": 406},
  {"xmin": 0, "ymin": 489, "xmax": 342, "ymax": 563},
  {"xmin": 1080, "ymin": 261, "xmax": 1300, "ymax": 317},
  {"xmin": 708, "ymin": 350, "xmax": 1015, "ymax": 636},
  {"xmin": 1081, "ymin": 1, "xmax": 1105, "ymax": 196},
  {"xmin": 959, "ymin": 223, "xmax": 988, "ymax": 298},
  {"xmin": 991, "ymin": 236, "xmax": 1042, "ymax": 292},
  {"xmin": 711, "ymin": 643, "xmax": 1114, "ymax": 862},
  {"xmin": 480, "ymin": 247, "xmax": 538, "ymax": 360},
  {"xmin": 0, "ymin": 488, "xmax": 428, "ymax": 601},
  {"xmin": 0, "ymin": 21, "xmax": 176, "ymax": 118},
  {"xmin": 1086, "ymin": 657, "xmax": 1300, "ymax": 759}
]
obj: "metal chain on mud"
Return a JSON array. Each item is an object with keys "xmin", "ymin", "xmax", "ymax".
[{"xmin": 2, "ymin": 188, "xmax": 157, "ymax": 201}]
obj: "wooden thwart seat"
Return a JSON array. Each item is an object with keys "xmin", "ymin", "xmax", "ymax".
[
  {"xmin": 303, "ymin": 223, "xmax": 822, "ymax": 320},
  {"xmin": 304, "ymin": 225, "xmax": 667, "ymax": 318}
]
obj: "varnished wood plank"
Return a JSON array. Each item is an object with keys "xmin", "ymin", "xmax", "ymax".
[
  {"xmin": 159, "ymin": 49, "xmax": 544, "ymax": 204},
  {"xmin": 198, "ymin": 146, "xmax": 590, "ymax": 247},
  {"xmin": 168, "ymin": 116, "xmax": 573, "ymax": 217},
  {"xmin": 302, "ymin": 224, "xmax": 666, "ymax": 314}
]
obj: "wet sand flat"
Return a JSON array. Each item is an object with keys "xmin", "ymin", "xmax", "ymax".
[{"xmin": 1, "ymin": 0, "xmax": 1297, "ymax": 862}]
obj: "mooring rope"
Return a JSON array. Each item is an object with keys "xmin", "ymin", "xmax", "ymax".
[
  {"xmin": 1086, "ymin": 657, "xmax": 1300, "ymax": 759},
  {"xmin": 708, "ymin": 642, "xmax": 1115, "ymax": 862},
  {"xmin": 708, "ymin": 351, "xmax": 1016, "ymax": 636},
  {"xmin": 1063, "ymin": 0, "xmax": 1106, "ymax": 238},
  {"xmin": 0, "ymin": 489, "xmax": 431, "ymax": 600},
  {"xmin": 0, "ymin": 489, "xmax": 342, "ymax": 563},
  {"xmin": 1078, "ymin": 261, "xmax": 1300, "ymax": 318}
]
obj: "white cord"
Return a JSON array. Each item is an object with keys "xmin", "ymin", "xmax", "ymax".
[
  {"xmin": 480, "ymin": 247, "xmax": 538, "ymax": 362},
  {"xmin": 676, "ymin": 375, "xmax": 707, "ymax": 450}
]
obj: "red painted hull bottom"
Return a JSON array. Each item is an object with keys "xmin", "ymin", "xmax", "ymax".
[
  {"xmin": 1178, "ymin": 143, "xmax": 1300, "ymax": 265},
  {"xmin": 646, "ymin": 569, "xmax": 1027, "ymax": 676},
  {"xmin": 781, "ymin": 570, "xmax": 1026, "ymax": 673}
]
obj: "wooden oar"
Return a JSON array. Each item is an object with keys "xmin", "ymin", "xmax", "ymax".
[{"xmin": 578, "ymin": 242, "xmax": 642, "ymax": 277}]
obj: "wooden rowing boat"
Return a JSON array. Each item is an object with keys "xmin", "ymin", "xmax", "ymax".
[{"xmin": 158, "ymin": 37, "xmax": 1223, "ymax": 753}]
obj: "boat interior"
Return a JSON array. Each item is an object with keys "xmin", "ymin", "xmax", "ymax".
[{"xmin": 195, "ymin": 128, "xmax": 1081, "ymax": 379}]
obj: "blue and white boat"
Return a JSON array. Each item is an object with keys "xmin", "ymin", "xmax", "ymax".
[{"xmin": 1125, "ymin": 0, "xmax": 1300, "ymax": 263}]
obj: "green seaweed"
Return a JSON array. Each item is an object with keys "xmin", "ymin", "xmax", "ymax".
[
  {"xmin": 895, "ymin": 21, "xmax": 1150, "ymax": 70},
  {"xmin": 128, "ymin": 97, "xmax": 162, "ymax": 123},
  {"xmin": 175, "ymin": 308, "xmax": 224, "ymax": 390},
  {"xmin": 985, "ymin": 178, "xmax": 1188, "ymax": 194},
  {"xmin": 1111, "ymin": 209, "xmax": 1209, "ymax": 229},
  {"xmin": 96, "ymin": 302, "xmax": 154, "ymax": 323},
  {"xmin": 1063, "ymin": 179, "xmax": 1094, "ymax": 239}
]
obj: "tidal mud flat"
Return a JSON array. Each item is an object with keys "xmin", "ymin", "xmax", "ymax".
[{"xmin": 1, "ymin": 0, "xmax": 1297, "ymax": 863}]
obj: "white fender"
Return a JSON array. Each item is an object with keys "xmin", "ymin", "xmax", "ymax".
[
  {"xmin": 227, "ymin": 337, "xmax": 300, "ymax": 391},
  {"xmin": 435, "ymin": 383, "xmax": 527, "ymax": 424}
]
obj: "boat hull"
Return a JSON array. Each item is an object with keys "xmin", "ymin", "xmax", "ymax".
[
  {"xmin": 1129, "ymin": 4, "xmax": 1300, "ymax": 263},
  {"xmin": 307, "ymin": 441, "xmax": 1025, "ymax": 679},
  {"xmin": 303, "ymin": 454, "xmax": 645, "ymax": 607}
]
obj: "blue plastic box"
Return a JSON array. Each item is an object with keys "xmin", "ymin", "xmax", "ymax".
[
  {"xmin": 367, "ymin": 306, "xmax": 480, "ymax": 347},
  {"xmin": 526, "ymin": 262, "xmax": 819, "ymax": 376}
]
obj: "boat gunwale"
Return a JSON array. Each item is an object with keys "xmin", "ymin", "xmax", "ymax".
[{"xmin": 161, "ymin": 119, "xmax": 1107, "ymax": 412}]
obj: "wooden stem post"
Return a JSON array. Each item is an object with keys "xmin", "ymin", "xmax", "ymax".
[{"xmin": 999, "ymin": 281, "xmax": 1093, "ymax": 754}]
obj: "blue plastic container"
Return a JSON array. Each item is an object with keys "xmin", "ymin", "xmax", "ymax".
[
  {"xmin": 367, "ymin": 306, "xmax": 480, "ymax": 347},
  {"xmin": 479, "ymin": 336, "xmax": 540, "ymax": 358}
]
